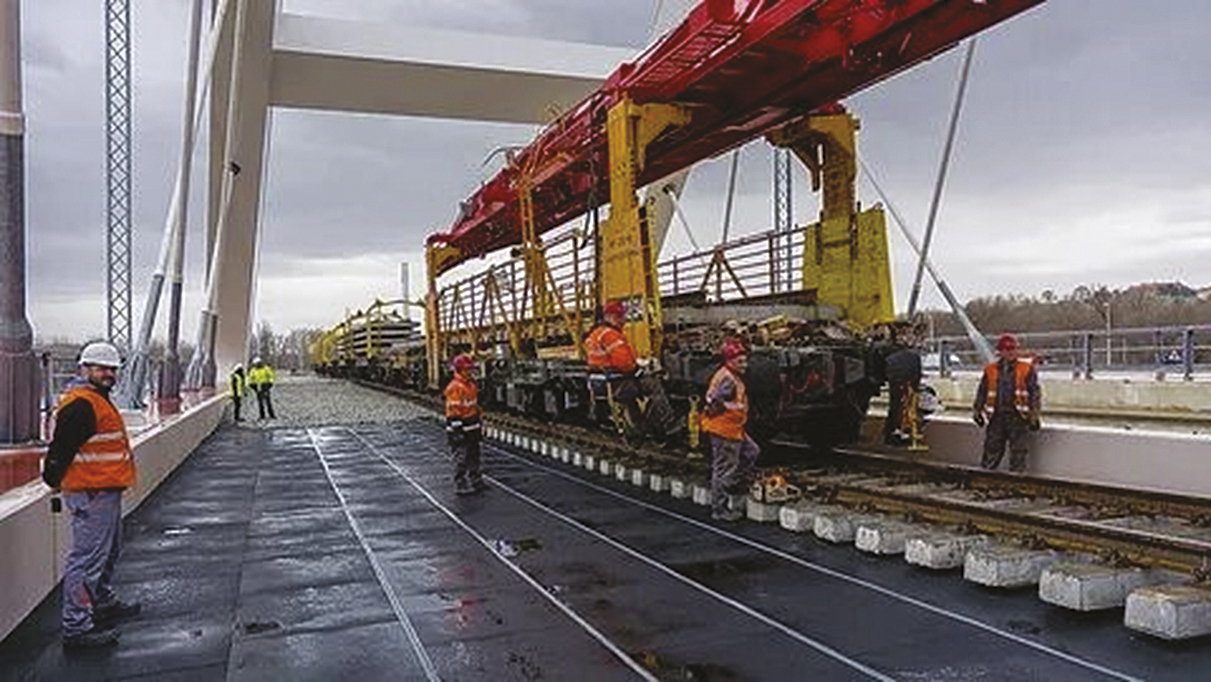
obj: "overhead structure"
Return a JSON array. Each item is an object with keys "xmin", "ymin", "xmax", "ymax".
[
  {"xmin": 105, "ymin": 0, "xmax": 133, "ymax": 351},
  {"xmin": 426, "ymin": 0, "xmax": 1045, "ymax": 276}
]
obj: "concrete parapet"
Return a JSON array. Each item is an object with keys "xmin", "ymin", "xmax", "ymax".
[
  {"xmin": 630, "ymin": 468, "xmax": 649, "ymax": 488},
  {"xmin": 905, "ymin": 532, "xmax": 988, "ymax": 570},
  {"xmin": 1039, "ymin": 562, "xmax": 1172, "ymax": 611},
  {"xmin": 692, "ymin": 483, "xmax": 711, "ymax": 506},
  {"xmin": 964, "ymin": 545, "xmax": 1060, "ymax": 588},
  {"xmin": 1125, "ymin": 584, "xmax": 1211, "ymax": 640}
]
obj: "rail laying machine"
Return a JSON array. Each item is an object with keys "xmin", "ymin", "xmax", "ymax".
[{"xmin": 311, "ymin": 0, "xmax": 1044, "ymax": 448}]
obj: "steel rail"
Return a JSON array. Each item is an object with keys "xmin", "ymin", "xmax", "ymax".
[{"xmin": 353, "ymin": 380, "xmax": 1211, "ymax": 575}]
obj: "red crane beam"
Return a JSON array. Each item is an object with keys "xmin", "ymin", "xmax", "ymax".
[{"xmin": 428, "ymin": 0, "xmax": 1044, "ymax": 275}]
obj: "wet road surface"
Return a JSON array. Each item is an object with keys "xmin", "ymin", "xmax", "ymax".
[{"xmin": 4, "ymin": 395, "xmax": 1211, "ymax": 680}]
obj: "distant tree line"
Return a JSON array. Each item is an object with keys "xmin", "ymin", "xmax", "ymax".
[{"xmin": 927, "ymin": 283, "xmax": 1211, "ymax": 337}]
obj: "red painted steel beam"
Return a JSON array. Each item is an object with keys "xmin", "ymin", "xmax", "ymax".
[{"xmin": 428, "ymin": 0, "xmax": 1045, "ymax": 274}]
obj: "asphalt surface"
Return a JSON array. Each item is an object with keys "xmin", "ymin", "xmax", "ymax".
[{"xmin": 3, "ymin": 380, "xmax": 1211, "ymax": 680}]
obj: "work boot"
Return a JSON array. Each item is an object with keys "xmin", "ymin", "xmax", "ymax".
[
  {"xmin": 455, "ymin": 480, "xmax": 476, "ymax": 496},
  {"xmin": 62, "ymin": 626, "xmax": 119, "ymax": 651},
  {"xmin": 711, "ymin": 508, "xmax": 743, "ymax": 522},
  {"xmin": 95, "ymin": 599, "xmax": 141, "ymax": 624}
]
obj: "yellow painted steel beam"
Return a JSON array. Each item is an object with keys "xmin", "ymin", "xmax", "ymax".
[{"xmin": 600, "ymin": 97, "xmax": 690, "ymax": 357}]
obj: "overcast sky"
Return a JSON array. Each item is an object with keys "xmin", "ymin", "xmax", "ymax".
[{"xmin": 20, "ymin": 0, "xmax": 1211, "ymax": 342}]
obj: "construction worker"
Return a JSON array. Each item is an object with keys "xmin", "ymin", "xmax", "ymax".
[
  {"xmin": 973, "ymin": 333, "xmax": 1042, "ymax": 472},
  {"xmin": 247, "ymin": 357, "xmax": 276, "ymax": 420},
  {"xmin": 42, "ymin": 342, "xmax": 141, "ymax": 650},
  {"xmin": 585, "ymin": 300, "xmax": 679, "ymax": 442},
  {"xmin": 883, "ymin": 327, "xmax": 923, "ymax": 446},
  {"xmin": 445, "ymin": 354, "xmax": 484, "ymax": 495},
  {"xmin": 700, "ymin": 338, "xmax": 759, "ymax": 521},
  {"xmin": 229, "ymin": 364, "xmax": 246, "ymax": 422}
]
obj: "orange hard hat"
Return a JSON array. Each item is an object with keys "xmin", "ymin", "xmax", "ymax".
[
  {"xmin": 451, "ymin": 354, "xmax": 476, "ymax": 371},
  {"xmin": 996, "ymin": 333, "xmax": 1019, "ymax": 352},
  {"xmin": 721, "ymin": 338, "xmax": 749, "ymax": 361},
  {"xmin": 603, "ymin": 300, "xmax": 626, "ymax": 318}
]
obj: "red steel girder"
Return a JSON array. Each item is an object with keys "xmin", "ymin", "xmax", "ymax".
[{"xmin": 429, "ymin": 0, "xmax": 1045, "ymax": 274}]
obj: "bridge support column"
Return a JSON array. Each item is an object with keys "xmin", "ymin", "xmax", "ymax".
[
  {"xmin": 205, "ymin": 0, "xmax": 276, "ymax": 381},
  {"xmin": 0, "ymin": 0, "xmax": 38, "ymax": 444}
]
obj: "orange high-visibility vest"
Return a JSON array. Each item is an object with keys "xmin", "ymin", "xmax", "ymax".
[
  {"xmin": 444, "ymin": 375, "xmax": 480, "ymax": 420},
  {"xmin": 56, "ymin": 386, "xmax": 135, "ymax": 491},
  {"xmin": 979, "ymin": 359, "xmax": 1034, "ymax": 418},
  {"xmin": 700, "ymin": 365, "xmax": 748, "ymax": 441},
  {"xmin": 585, "ymin": 324, "xmax": 638, "ymax": 374}
]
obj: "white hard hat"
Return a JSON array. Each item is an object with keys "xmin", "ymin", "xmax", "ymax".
[
  {"xmin": 252, "ymin": 356, "xmax": 263, "ymax": 364},
  {"xmin": 79, "ymin": 342, "xmax": 122, "ymax": 368}
]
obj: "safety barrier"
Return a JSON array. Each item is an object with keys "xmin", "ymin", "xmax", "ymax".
[{"xmin": 0, "ymin": 394, "xmax": 226, "ymax": 642}]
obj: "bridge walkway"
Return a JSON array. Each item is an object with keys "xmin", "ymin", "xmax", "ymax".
[{"xmin": 2, "ymin": 379, "xmax": 1208, "ymax": 681}]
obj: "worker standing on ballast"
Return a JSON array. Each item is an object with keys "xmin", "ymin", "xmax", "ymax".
[
  {"xmin": 43, "ymin": 342, "xmax": 141, "ymax": 650},
  {"xmin": 585, "ymin": 299, "xmax": 680, "ymax": 443},
  {"xmin": 700, "ymin": 339, "xmax": 759, "ymax": 522},
  {"xmin": 229, "ymin": 364, "xmax": 246, "ymax": 422},
  {"xmin": 973, "ymin": 333, "xmax": 1041, "ymax": 472},
  {"xmin": 247, "ymin": 357, "xmax": 276, "ymax": 420},
  {"xmin": 445, "ymin": 354, "xmax": 485, "ymax": 495}
]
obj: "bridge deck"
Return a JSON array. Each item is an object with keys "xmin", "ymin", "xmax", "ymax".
[{"xmin": 1, "ymin": 379, "xmax": 1207, "ymax": 681}]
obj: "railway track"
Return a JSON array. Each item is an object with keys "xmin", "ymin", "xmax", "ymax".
[{"xmin": 358, "ymin": 380, "xmax": 1211, "ymax": 578}]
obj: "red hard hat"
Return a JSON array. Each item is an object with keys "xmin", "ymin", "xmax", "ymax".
[
  {"xmin": 603, "ymin": 300, "xmax": 626, "ymax": 318},
  {"xmin": 996, "ymin": 333, "xmax": 1019, "ymax": 352},
  {"xmin": 451, "ymin": 354, "xmax": 476, "ymax": 371},
  {"xmin": 721, "ymin": 338, "xmax": 749, "ymax": 361}
]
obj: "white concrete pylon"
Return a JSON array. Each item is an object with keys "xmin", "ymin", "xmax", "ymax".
[{"xmin": 203, "ymin": 7, "xmax": 638, "ymax": 377}]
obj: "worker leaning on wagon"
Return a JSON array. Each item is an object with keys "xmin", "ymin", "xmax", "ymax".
[
  {"xmin": 445, "ymin": 354, "xmax": 485, "ymax": 495},
  {"xmin": 247, "ymin": 357, "xmax": 276, "ymax": 420},
  {"xmin": 973, "ymin": 333, "xmax": 1041, "ymax": 473},
  {"xmin": 584, "ymin": 300, "xmax": 680, "ymax": 443},
  {"xmin": 42, "ymin": 342, "xmax": 142, "ymax": 650},
  {"xmin": 229, "ymin": 364, "xmax": 246, "ymax": 422},
  {"xmin": 700, "ymin": 338, "xmax": 760, "ymax": 522}
]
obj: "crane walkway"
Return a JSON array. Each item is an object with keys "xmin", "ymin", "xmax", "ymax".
[{"xmin": 1, "ymin": 379, "xmax": 1208, "ymax": 681}]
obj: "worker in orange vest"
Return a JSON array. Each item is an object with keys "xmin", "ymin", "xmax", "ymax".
[
  {"xmin": 700, "ymin": 338, "xmax": 760, "ymax": 521},
  {"xmin": 585, "ymin": 300, "xmax": 680, "ymax": 442},
  {"xmin": 973, "ymin": 333, "xmax": 1041, "ymax": 472},
  {"xmin": 445, "ymin": 353, "xmax": 484, "ymax": 495},
  {"xmin": 42, "ymin": 342, "xmax": 141, "ymax": 650}
]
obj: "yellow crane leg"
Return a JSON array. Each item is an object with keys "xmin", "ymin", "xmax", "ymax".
[{"xmin": 600, "ymin": 97, "xmax": 690, "ymax": 357}]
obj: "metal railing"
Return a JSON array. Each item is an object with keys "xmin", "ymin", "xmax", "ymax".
[{"xmin": 928, "ymin": 325, "xmax": 1211, "ymax": 380}]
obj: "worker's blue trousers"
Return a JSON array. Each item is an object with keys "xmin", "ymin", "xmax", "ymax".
[
  {"xmin": 62, "ymin": 490, "xmax": 123, "ymax": 636},
  {"xmin": 710, "ymin": 435, "xmax": 759, "ymax": 515}
]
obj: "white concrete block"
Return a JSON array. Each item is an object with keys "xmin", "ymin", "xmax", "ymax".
[
  {"xmin": 598, "ymin": 459, "xmax": 613, "ymax": 476},
  {"xmin": 779, "ymin": 501, "xmax": 825, "ymax": 533},
  {"xmin": 692, "ymin": 484, "xmax": 711, "ymax": 506},
  {"xmin": 583, "ymin": 454, "xmax": 596, "ymax": 471},
  {"xmin": 649, "ymin": 474, "xmax": 669, "ymax": 493},
  {"xmin": 746, "ymin": 498, "xmax": 781, "ymax": 523},
  {"xmin": 814, "ymin": 511, "xmax": 881, "ymax": 544},
  {"xmin": 1125, "ymin": 584, "xmax": 1211, "ymax": 640},
  {"xmin": 854, "ymin": 521, "xmax": 920, "ymax": 555},
  {"xmin": 559, "ymin": 448, "xmax": 571, "ymax": 463},
  {"xmin": 1039, "ymin": 562, "xmax": 1170, "ymax": 611},
  {"xmin": 572, "ymin": 452, "xmax": 583, "ymax": 467},
  {"xmin": 905, "ymin": 532, "xmax": 988, "ymax": 570},
  {"xmin": 631, "ymin": 469, "xmax": 649, "ymax": 488},
  {"xmin": 615, "ymin": 464, "xmax": 630, "ymax": 482},
  {"xmin": 669, "ymin": 478, "xmax": 692, "ymax": 499},
  {"xmin": 964, "ymin": 546, "xmax": 1060, "ymax": 588}
]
